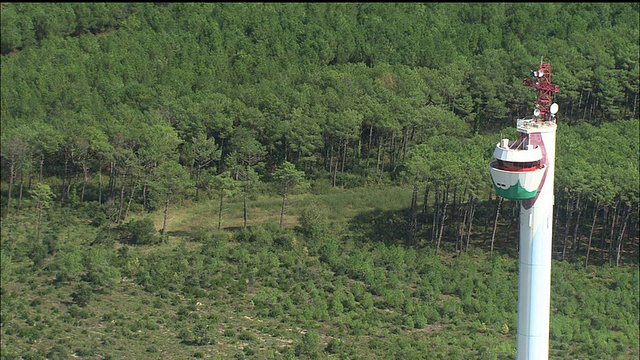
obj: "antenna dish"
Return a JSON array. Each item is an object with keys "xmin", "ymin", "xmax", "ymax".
[
  {"xmin": 533, "ymin": 108, "xmax": 541, "ymax": 117},
  {"xmin": 550, "ymin": 103, "xmax": 559, "ymax": 115}
]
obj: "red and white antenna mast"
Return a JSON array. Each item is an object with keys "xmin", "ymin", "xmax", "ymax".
[{"xmin": 523, "ymin": 58, "xmax": 560, "ymax": 122}]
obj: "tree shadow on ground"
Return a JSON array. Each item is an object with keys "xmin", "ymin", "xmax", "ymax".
[
  {"xmin": 166, "ymin": 230, "xmax": 193, "ymax": 239},
  {"xmin": 347, "ymin": 207, "xmax": 412, "ymax": 247},
  {"xmin": 347, "ymin": 205, "xmax": 521, "ymax": 259}
]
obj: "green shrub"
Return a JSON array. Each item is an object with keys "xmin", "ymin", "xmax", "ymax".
[
  {"xmin": 0, "ymin": 250, "xmax": 12, "ymax": 282},
  {"xmin": 330, "ymin": 297, "xmax": 344, "ymax": 315},
  {"xmin": 325, "ymin": 338, "xmax": 343, "ymax": 354},
  {"xmin": 145, "ymin": 319, "xmax": 160, "ymax": 331},
  {"xmin": 83, "ymin": 247, "xmax": 121, "ymax": 287},
  {"xmin": 441, "ymin": 299, "xmax": 463, "ymax": 320},
  {"xmin": 382, "ymin": 289, "xmax": 405, "ymax": 310},
  {"xmin": 53, "ymin": 243, "xmax": 84, "ymax": 283},
  {"xmin": 71, "ymin": 283, "xmax": 93, "ymax": 307},
  {"xmin": 93, "ymin": 227, "xmax": 116, "ymax": 246},
  {"xmin": 413, "ymin": 314, "xmax": 428, "ymax": 329},
  {"xmin": 361, "ymin": 292, "xmax": 374, "ymax": 310},
  {"xmin": 192, "ymin": 323, "xmax": 213, "ymax": 345},
  {"xmin": 177, "ymin": 328, "xmax": 193, "ymax": 344},
  {"xmin": 28, "ymin": 241, "xmax": 48, "ymax": 268},
  {"xmin": 243, "ymin": 347, "xmax": 255, "ymax": 356},
  {"xmin": 249, "ymin": 224, "xmax": 276, "ymax": 246},
  {"xmin": 74, "ymin": 346, "xmax": 96, "ymax": 357},
  {"xmin": 233, "ymin": 227, "xmax": 252, "ymax": 242},
  {"xmin": 46, "ymin": 344, "xmax": 69, "ymax": 359},
  {"xmin": 274, "ymin": 230, "xmax": 296, "ymax": 248},
  {"xmin": 238, "ymin": 330, "xmax": 258, "ymax": 342},
  {"xmin": 67, "ymin": 304, "xmax": 90, "ymax": 319},
  {"xmin": 319, "ymin": 238, "xmax": 342, "ymax": 268},
  {"xmin": 117, "ymin": 217, "xmax": 160, "ymax": 245},
  {"xmin": 295, "ymin": 330, "xmax": 321, "ymax": 359},
  {"xmin": 404, "ymin": 316, "xmax": 415, "ymax": 328},
  {"xmin": 85, "ymin": 202, "xmax": 108, "ymax": 227},
  {"xmin": 298, "ymin": 204, "xmax": 331, "ymax": 241},
  {"xmin": 309, "ymin": 178, "xmax": 332, "ymax": 195}
]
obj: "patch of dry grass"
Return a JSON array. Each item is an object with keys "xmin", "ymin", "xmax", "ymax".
[{"xmin": 148, "ymin": 185, "xmax": 413, "ymax": 240}]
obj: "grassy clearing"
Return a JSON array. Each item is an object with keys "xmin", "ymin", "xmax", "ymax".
[{"xmin": 152, "ymin": 185, "xmax": 413, "ymax": 238}]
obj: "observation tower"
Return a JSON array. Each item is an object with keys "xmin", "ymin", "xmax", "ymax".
[{"xmin": 488, "ymin": 59, "xmax": 559, "ymax": 359}]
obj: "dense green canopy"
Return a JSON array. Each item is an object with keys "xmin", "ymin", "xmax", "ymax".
[{"xmin": 2, "ymin": 3, "xmax": 637, "ymax": 188}]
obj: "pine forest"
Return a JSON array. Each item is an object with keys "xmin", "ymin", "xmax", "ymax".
[{"xmin": 1, "ymin": 3, "xmax": 638, "ymax": 359}]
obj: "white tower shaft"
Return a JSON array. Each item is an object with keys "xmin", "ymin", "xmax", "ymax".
[{"xmin": 516, "ymin": 124, "xmax": 556, "ymax": 359}]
